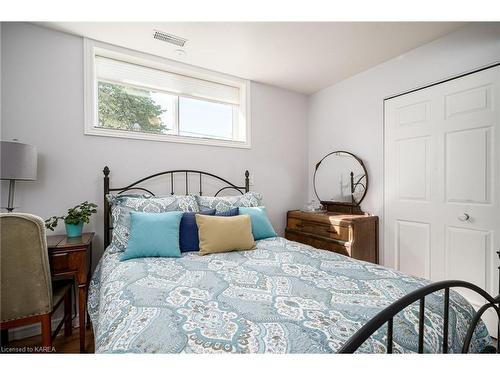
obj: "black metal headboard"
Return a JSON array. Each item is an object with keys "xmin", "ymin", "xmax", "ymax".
[{"xmin": 102, "ymin": 166, "xmax": 250, "ymax": 248}]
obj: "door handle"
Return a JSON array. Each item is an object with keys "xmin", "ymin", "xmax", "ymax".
[{"xmin": 458, "ymin": 213, "xmax": 470, "ymax": 222}]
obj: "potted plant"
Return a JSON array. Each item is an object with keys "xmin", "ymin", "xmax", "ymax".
[{"xmin": 45, "ymin": 201, "xmax": 98, "ymax": 237}]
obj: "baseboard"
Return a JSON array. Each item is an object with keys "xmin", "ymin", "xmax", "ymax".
[{"xmin": 8, "ymin": 316, "xmax": 80, "ymax": 341}]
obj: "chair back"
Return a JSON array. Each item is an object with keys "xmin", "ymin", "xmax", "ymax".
[{"xmin": 0, "ymin": 213, "xmax": 53, "ymax": 322}]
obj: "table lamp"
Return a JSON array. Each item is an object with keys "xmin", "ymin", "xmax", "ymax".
[{"xmin": 1, "ymin": 140, "xmax": 38, "ymax": 212}]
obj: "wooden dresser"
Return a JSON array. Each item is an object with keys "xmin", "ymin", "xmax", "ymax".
[{"xmin": 285, "ymin": 210, "xmax": 378, "ymax": 263}]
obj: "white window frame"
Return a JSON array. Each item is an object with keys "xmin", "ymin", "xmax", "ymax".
[{"xmin": 84, "ymin": 38, "xmax": 251, "ymax": 149}]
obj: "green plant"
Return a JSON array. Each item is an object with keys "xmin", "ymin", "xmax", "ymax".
[
  {"xmin": 98, "ymin": 82, "xmax": 168, "ymax": 133},
  {"xmin": 45, "ymin": 201, "xmax": 98, "ymax": 231}
]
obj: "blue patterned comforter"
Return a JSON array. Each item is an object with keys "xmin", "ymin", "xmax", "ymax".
[{"xmin": 88, "ymin": 237, "xmax": 492, "ymax": 353}]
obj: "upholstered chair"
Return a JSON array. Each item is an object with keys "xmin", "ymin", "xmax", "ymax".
[{"xmin": 0, "ymin": 213, "xmax": 72, "ymax": 348}]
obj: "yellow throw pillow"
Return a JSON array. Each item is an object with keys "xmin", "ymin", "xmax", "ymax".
[{"xmin": 196, "ymin": 214, "xmax": 255, "ymax": 255}]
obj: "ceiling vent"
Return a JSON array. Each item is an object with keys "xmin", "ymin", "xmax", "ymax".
[{"xmin": 153, "ymin": 30, "xmax": 188, "ymax": 47}]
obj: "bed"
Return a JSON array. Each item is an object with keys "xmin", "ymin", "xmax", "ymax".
[{"xmin": 88, "ymin": 167, "xmax": 499, "ymax": 354}]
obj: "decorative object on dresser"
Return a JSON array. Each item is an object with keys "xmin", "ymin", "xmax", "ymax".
[
  {"xmin": 0, "ymin": 214, "xmax": 72, "ymax": 350},
  {"xmin": 0, "ymin": 140, "xmax": 38, "ymax": 212},
  {"xmin": 285, "ymin": 210, "xmax": 378, "ymax": 263},
  {"xmin": 313, "ymin": 150, "xmax": 368, "ymax": 214},
  {"xmin": 47, "ymin": 232, "xmax": 94, "ymax": 353}
]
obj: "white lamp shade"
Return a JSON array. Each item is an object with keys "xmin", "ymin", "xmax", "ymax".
[{"xmin": 1, "ymin": 141, "xmax": 38, "ymax": 180}]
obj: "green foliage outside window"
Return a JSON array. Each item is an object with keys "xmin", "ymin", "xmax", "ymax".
[{"xmin": 98, "ymin": 82, "xmax": 167, "ymax": 133}]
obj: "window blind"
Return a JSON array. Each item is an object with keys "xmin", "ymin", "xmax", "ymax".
[{"xmin": 95, "ymin": 56, "xmax": 240, "ymax": 106}]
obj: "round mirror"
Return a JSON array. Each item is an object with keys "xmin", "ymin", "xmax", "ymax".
[{"xmin": 313, "ymin": 151, "xmax": 368, "ymax": 206}]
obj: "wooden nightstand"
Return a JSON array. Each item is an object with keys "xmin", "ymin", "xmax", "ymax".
[
  {"xmin": 285, "ymin": 210, "xmax": 378, "ymax": 263},
  {"xmin": 47, "ymin": 232, "xmax": 94, "ymax": 353}
]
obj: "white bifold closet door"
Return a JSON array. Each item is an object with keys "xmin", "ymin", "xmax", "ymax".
[{"xmin": 384, "ymin": 65, "xmax": 500, "ymax": 337}]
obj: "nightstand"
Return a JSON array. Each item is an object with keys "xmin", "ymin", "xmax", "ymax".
[
  {"xmin": 285, "ymin": 210, "xmax": 378, "ymax": 263},
  {"xmin": 47, "ymin": 232, "xmax": 94, "ymax": 353}
]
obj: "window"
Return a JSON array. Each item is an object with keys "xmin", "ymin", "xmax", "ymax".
[{"xmin": 84, "ymin": 39, "xmax": 250, "ymax": 148}]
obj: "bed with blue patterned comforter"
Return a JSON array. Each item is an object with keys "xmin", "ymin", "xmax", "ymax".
[{"xmin": 88, "ymin": 237, "xmax": 492, "ymax": 353}]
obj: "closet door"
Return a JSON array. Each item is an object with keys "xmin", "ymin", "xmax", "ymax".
[{"xmin": 384, "ymin": 65, "xmax": 500, "ymax": 336}]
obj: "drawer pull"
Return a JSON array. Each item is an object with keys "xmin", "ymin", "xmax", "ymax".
[{"xmin": 295, "ymin": 224, "xmax": 337, "ymax": 234}]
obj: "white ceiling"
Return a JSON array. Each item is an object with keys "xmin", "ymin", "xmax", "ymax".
[{"xmin": 39, "ymin": 22, "xmax": 466, "ymax": 94}]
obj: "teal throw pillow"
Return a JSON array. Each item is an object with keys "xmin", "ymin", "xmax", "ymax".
[
  {"xmin": 239, "ymin": 207, "xmax": 277, "ymax": 240},
  {"xmin": 121, "ymin": 211, "xmax": 183, "ymax": 261}
]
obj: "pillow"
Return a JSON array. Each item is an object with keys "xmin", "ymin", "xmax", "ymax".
[
  {"xmin": 196, "ymin": 214, "xmax": 255, "ymax": 256},
  {"xmin": 195, "ymin": 192, "xmax": 262, "ymax": 213},
  {"xmin": 179, "ymin": 209, "xmax": 216, "ymax": 252},
  {"xmin": 108, "ymin": 194, "xmax": 198, "ymax": 252},
  {"xmin": 215, "ymin": 207, "xmax": 239, "ymax": 217},
  {"xmin": 121, "ymin": 211, "xmax": 183, "ymax": 261},
  {"xmin": 239, "ymin": 207, "xmax": 277, "ymax": 240}
]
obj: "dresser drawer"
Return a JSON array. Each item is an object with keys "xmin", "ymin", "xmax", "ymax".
[
  {"xmin": 287, "ymin": 218, "xmax": 350, "ymax": 241},
  {"xmin": 285, "ymin": 230, "xmax": 350, "ymax": 257},
  {"xmin": 50, "ymin": 252, "xmax": 70, "ymax": 272},
  {"xmin": 49, "ymin": 251, "xmax": 81, "ymax": 273}
]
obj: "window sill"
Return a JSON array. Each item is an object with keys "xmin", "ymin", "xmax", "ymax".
[{"xmin": 84, "ymin": 127, "xmax": 251, "ymax": 149}]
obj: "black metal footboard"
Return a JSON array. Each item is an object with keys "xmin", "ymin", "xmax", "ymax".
[{"xmin": 339, "ymin": 261, "xmax": 500, "ymax": 354}]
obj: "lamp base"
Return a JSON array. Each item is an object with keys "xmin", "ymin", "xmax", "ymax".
[{"xmin": 6, "ymin": 179, "xmax": 15, "ymax": 212}]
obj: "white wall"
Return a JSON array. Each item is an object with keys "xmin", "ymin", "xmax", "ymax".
[
  {"xmin": 1, "ymin": 22, "xmax": 309, "ymax": 267},
  {"xmin": 307, "ymin": 23, "xmax": 500, "ymax": 266}
]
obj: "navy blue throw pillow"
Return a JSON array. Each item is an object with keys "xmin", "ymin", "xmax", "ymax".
[
  {"xmin": 215, "ymin": 207, "xmax": 239, "ymax": 216},
  {"xmin": 180, "ymin": 209, "xmax": 216, "ymax": 252}
]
